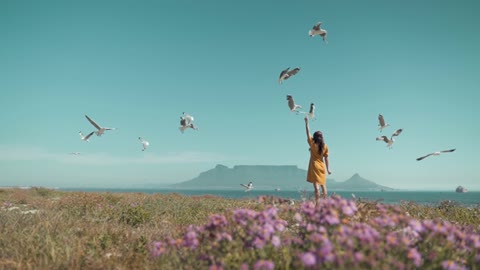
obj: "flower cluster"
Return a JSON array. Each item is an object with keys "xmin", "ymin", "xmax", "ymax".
[{"xmin": 150, "ymin": 195, "xmax": 480, "ymax": 269}]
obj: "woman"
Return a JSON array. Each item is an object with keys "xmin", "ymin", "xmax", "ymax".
[{"xmin": 304, "ymin": 116, "xmax": 332, "ymax": 204}]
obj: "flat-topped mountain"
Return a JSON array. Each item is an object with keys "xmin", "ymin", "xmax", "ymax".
[{"xmin": 170, "ymin": 165, "xmax": 394, "ymax": 191}]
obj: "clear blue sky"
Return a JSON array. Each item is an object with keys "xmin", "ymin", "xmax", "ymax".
[{"xmin": 1, "ymin": 0, "xmax": 479, "ymax": 190}]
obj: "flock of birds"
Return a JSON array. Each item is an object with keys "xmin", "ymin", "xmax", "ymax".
[
  {"xmin": 74, "ymin": 21, "xmax": 455, "ymax": 192},
  {"xmin": 237, "ymin": 22, "xmax": 328, "ymax": 192},
  {"xmin": 76, "ymin": 111, "xmax": 199, "ymax": 153},
  {"xmin": 375, "ymin": 114, "xmax": 456, "ymax": 161}
]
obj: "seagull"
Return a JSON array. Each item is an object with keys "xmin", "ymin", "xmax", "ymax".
[
  {"xmin": 179, "ymin": 112, "xmax": 199, "ymax": 133},
  {"xmin": 378, "ymin": 114, "xmax": 390, "ymax": 132},
  {"xmin": 416, "ymin": 149, "xmax": 456, "ymax": 161},
  {"xmin": 287, "ymin": 95, "xmax": 302, "ymax": 112},
  {"xmin": 240, "ymin": 181, "xmax": 253, "ymax": 192},
  {"xmin": 85, "ymin": 115, "xmax": 116, "ymax": 136},
  {"xmin": 308, "ymin": 22, "xmax": 328, "ymax": 44},
  {"xmin": 69, "ymin": 152, "xmax": 81, "ymax": 155},
  {"xmin": 278, "ymin": 67, "xmax": 300, "ymax": 84},
  {"xmin": 79, "ymin": 131, "xmax": 94, "ymax": 142},
  {"xmin": 376, "ymin": 128, "xmax": 403, "ymax": 149},
  {"xmin": 307, "ymin": 103, "xmax": 316, "ymax": 120},
  {"xmin": 139, "ymin": 137, "xmax": 150, "ymax": 151}
]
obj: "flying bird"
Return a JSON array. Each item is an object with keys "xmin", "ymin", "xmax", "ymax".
[
  {"xmin": 287, "ymin": 95, "xmax": 302, "ymax": 112},
  {"xmin": 307, "ymin": 103, "xmax": 316, "ymax": 120},
  {"xmin": 376, "ymin": 128, "xmax": 403, "ymax": 149},
  {"xmin": 69, "ymin": 152, "xmax": 81, "ymax": 155},
  {"xmin": 139, "ymin": 137, "xmax": 150, "ymax": 151},
  {"xmin": 416, "ymin": 149, "xmax": 456, "ymax": 161},
  {"xmin": 79, "ymin": 131, "xmax": 94, "ymax": 142},
  {"xmin": 308, "ymin": 22, "xmax": 328, "ymax": 44},
  {"xmin": 85, "ymin": 115, "xmax": 116, "ymax": 136},
  {"xmin": 378, "ymin": 114, "xmax": 390, "ymax": 132},
  {"xmin": 278, "ymin": 67, "xmax": 300, "ymax": 84},
  {"xmin": 179, "ymin": 112, "xmax": 199, "ymax": 133},
  {"xmin": 240, "ymin": 181, "xmax": 253, "ymax": 192}
]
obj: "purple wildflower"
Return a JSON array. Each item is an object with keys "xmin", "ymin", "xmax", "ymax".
[
  {"xmin": 353, "ymin": 251, "xmax": 364, "ymax": 263},
  {"xmin": 408, "ymin": 219, "xmax": 424, "ymax": 233},
  {"xmin": 300, "ymin": 252, "xmax": 316, "ymax": 267},
  {"xmin": 271, "ymin": 235, "xmax": 281, "ymax": 248},
  {"xmin": 253, "ymin": 237, "xmax": 266, "ymax": 249},
  {"xmin": 151, "ymin": 241, "xmax": 166, "ymax": 257},
  {"xmin": 441, "ymin": 260, "xmax": 467, "ymax": 270},
  {"xmin": 407, "ymin": 248, "xmax": 422, "ymax": 267},
  {"xmin": 324, "ymin": 209, "xmax": 340, "ymax": 225},
  {"xmin": 341, "ymin": 205, "xmax": 354, "ymax": 216},
  {"xmin": 253, "ymin": 260, "xmax": 274, "ymax": 270},
  {"xmin": 183, "ymin": 229, "xmax": 199, "ymax": 249}
]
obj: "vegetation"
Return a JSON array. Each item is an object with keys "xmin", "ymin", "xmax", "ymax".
[{"xmin": 0, "ymin": 188, "xmax": 479, "ymax": 269}]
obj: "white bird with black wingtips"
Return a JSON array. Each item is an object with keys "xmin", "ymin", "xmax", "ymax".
[
  {"xmin": 179, "ymin": 112, "xmax": 199, "ymax": 133},
  {"xmin": 139, "ymin": 137, "xmax": 150, "ymax": 151},
  {"xmin": 85, "ymin": 115, "xmax": 116, "ymax": 136},
  {"xmin": 306, "ymin": 103, "xmax": 316, "ymax": 120},
  {"xmin": 240, "ymin": 181, "xmax": 253, "ymax": 192},
  {"xmin": 308, "ymin": 22, "xmax": 328, "ymax": 44},
  {"xmin": 376, "ymin": 129, "xmax": 403, "ymax": 149},
  {"xmin": 416, "ymin": 149, "xmax": 456, "ymax": 161},
  {"xmin": 79, "ymin": 131, "xmax": 94, "ymax": 142},
  {"xmin": 287, "ymin": 95, "xmax": 302, "ymax": 112},
  {"xmin": 378, "ymin": 114, "xmax": 390, "ymax": 132},
  {"xmin": 278, "ymin": 67, "xmax": 300, "ymax": 84}
]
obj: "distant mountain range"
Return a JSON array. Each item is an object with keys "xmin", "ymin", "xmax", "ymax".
[{"xmin": 169, "ymin": 164, "xmax": 395, "ymax": 191}]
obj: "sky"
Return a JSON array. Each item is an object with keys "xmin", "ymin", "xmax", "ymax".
[{"xmin": 1, "ymin": 0, "xmax": 479, "ymax": 191}]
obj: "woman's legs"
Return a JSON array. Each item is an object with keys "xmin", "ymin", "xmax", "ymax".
[
  {"xmin": 320, "ymin": 184, "xmax": 327, "ymax": 199},
  {"xmin": 313, "ymin": 183, "xmax": 320, "ymax": 205}
]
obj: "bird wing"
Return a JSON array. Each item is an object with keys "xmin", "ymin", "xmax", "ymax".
[
  {"xmin": 240, "ymin": 184, "xmax": 248, "ymax": 188},
  {"xmin": 309, "ymin": 103, "xmax": 315, "ymax": 114},
  {"xmin": 180, "ymin": 117, "xmax": 186, "ymax": 126},
  {"xmin": 185, "ymin": 114, "xmax": 194, "ymax": 124},
  {"xmin": 392, "ymin": 129, "xmax": 403, "ymax": 137},
  {"xmin": 416, "ymin": 153, "xmax": 433, "ymax": 161},
  {"xmin": 376, "ymin": 136, "xmax": 389, "ymax": 143},
  {"xmin": 312, "ymin": 22, "xmax": 321, "ymax": 30},
  {"xmin": 279, "ymin": 68, "xmax": 290, "ymax": 79},
  {"xmin": 287, "ymin": 97, "xmax": 295, "ymax": 110},
  {"xmin": 287, "ymin": 68, "xmax": 300, "ymax": 76},
  {"xmin": 85, "ymin": 115, "xmax": 102, "ymax": 130},
  {"xmin": 441, "ymin": 149, "xmax": 456, "ymax": 153},
  {"xmin": 85, "ymin": 131, "xmax": 94, "ymax": 140},
  {"xmin": 378, "ymin": 114, "xmax": 386, "ymax": 126}
]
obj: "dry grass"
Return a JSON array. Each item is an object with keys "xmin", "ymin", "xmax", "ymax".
[
  {"xmin": 0, "ymin": 188, "xmax": 478, "ymax": 269},
  {"xmin": 0, "ymin": 188, "xmax": 262, "ymax": 269}
]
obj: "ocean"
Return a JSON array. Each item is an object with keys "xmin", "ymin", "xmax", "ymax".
[{"xmin": 59, "ymin": 188, "xmax": 480, "ymax": 207}]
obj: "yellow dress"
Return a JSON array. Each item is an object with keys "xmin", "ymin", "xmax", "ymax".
[{"xmin": 306, "ymin": 136, "xmax": 329, "ymax": 185}]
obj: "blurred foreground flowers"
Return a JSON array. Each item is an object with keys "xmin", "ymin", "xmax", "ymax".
[{"xmin": 151, "ymin": 195, "xmax": 480, "ymax": 269}]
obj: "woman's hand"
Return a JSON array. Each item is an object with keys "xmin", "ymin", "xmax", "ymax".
[
  {"xmin": 304, "ymin": 116, "xmax": 308, "ymax": 123},
  {"xmin": 327, "ymin": 169, "xmax": 332, "ymax": 175}
]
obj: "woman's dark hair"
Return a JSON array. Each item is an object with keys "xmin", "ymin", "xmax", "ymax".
[{"xmin": 313, "ymin": 131, "xmax": 325, "ymax": 154}]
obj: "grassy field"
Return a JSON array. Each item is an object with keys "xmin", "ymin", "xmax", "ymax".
[{"xmin": 0, "ymin": 187, "xmax": 479, "ymax": 270}]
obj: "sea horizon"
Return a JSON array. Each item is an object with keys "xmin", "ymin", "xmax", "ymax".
[{"xmin": 32, "ymin": 187, "xmax": 480, "ymax": 207}]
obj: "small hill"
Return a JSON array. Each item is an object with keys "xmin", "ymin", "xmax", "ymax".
[
  {"xmin": 331, "ymin": 173, "xmax": 395, "ymax": 191},
  {"xmin": 169, "ymin": 165, "xmax": 394, "ymax": 191}
]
